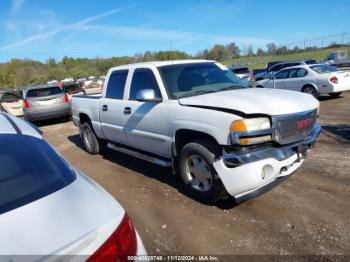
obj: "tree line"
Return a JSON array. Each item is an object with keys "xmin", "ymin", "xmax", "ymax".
[{"xmin": 0, "ymin": 41, "xmax": 346, "ymax": 89}]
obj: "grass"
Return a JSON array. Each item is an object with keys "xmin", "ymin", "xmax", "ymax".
[{"xmin": 222, "ymin": 47, "xmax": 350, "ymax": 69}]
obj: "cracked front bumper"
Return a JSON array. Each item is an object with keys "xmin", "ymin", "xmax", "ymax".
[{"xmin": 213, "ymin": 124, "xmax": 321, "ymax": 202}]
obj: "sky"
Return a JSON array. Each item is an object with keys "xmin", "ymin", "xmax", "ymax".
[{"xmin": 0, "ymin": 0, "xmax": 350, "ymax": 62}]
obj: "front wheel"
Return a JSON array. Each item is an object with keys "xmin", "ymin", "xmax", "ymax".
[{"xmin": 178, "ymin": 140, "xmax": 228, "ymax": 203}]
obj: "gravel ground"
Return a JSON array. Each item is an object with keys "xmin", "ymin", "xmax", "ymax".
[{"xmin": 40, "ymin": 92, "xmax": 350, "ymax": 257}]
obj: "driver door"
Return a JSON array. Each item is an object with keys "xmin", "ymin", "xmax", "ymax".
[
  {"xmin": 271, "ymin": 69, "xmax": 291, "ymax": 89},
  {"xmin": 282, "ymin": 68, "xmax": 308, "ymax": 91}
]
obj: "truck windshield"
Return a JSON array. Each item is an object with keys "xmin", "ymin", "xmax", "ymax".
[
  {"xmin": 158, "ymin": 62, "xmax": 245, "ymax": 99},
  {"xmin": 0, "ymin": 135, "xmax": 76, "ymax": 215},
  {"xmin": 310, "ymin": 65, "xmax": 337, "ymax": 74}
]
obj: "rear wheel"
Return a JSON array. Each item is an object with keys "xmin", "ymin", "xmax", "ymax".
[
  {"xmin": 178, "ymin": 140, "xmax": 228, "ymax": 203},
  {"xmin": 80, "ymin": 122, "xmax": 105, "ymax": 154},
  {"xmin": 302, "ymin": 85, "xmax": 318, "ymax": 99},
  {"xmin": 256, "ymin": 85, "xmax": 264, "ymax": 88},
  {"xmin": 329, "ymin": 92, "xmax": 342, "ymax": 98}
]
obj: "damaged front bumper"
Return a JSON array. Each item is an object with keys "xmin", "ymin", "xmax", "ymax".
[{"xmin": 213, "ymin": 123, "xmax": 321, "ymax": 203}]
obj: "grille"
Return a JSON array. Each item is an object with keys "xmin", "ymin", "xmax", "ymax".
[{"xmin": 274, "ymin": 109, "xmax": 317, "ymax": 145}]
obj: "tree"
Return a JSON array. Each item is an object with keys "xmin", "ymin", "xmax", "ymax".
[
  {"xmin": 225, "ymin": 42, "xmax": 240, "ymax": 59},
  {"xmin": 46, "ymin": 58, "xmax": 56, "ymax": 67},
  {"xmin": 292, "ymin": 46, "xmax": 301, "ymax": 53},
  {"xmin": 247, "ymin": 45, "xmax": 255, "ymax": 57},
  {"xmin": 256, "ymin": 48, "xmax": 265, "ymax": 56},
  {"xmin": 266, "ymin": 42, "xmax": 277, "ymax": 55},
  {"xmin": 208, "ymin": 44, "xmax": 228, "ymax": 61},
  {"xmin": 134, "ymin": 53, "xmax": 143, "ymax": 62},
  {"xmin": 328, "ymin": 41, "xmax": 338, "ymax": 48},
  {"xmin": 276, "ymin": 45, "xmax": 288, "ymax": 55},
  {"xmin": 143, "ymin": 51, "xmax": 155, "ymax": 61},
  {"xmin": 195, "ymin": 49, "xmax": 210, "ymax": 59}
]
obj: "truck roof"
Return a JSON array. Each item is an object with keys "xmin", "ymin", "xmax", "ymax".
[{"xmin": 109, "ymin": 59, "xmax": 215, "ymax": 71}]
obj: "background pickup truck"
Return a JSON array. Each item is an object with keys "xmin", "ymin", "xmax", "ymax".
[
  {"xmin": 71, "ymin": 60, "xmax": 321, "ymax": 203},
  {"xmin": 323, "ymin": 50, "xmax": 350, "ymax": 68}
]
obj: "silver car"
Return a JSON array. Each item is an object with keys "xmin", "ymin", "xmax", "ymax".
[
  {"xmin": 228, "ymin": 65, "xmax": 251, "ymax": 87},
  {"xmin": 0, "ymin": 113, "xmax": 146, "ymax": 259},
  {"xmin": 0, "ymin": 90, "xmax": 24, "ymax": 117},
  {"xmin": 23, "ymin": 85, "xmax": 70, "ymax": 121}
]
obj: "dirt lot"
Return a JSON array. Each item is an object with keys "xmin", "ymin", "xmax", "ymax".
[{"xmin": 40, "ymin": 92, "xmax": 350, "ymax": 256}]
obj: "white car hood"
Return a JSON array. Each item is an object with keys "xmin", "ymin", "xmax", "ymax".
[
  {"xmin": 179, "ymin": 88, "xmax": 319, "ymax": 116},
  {"xmin": 0, "ymin": 172, "xmax": 124, "ymax": 256}
]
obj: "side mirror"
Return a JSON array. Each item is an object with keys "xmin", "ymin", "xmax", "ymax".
[{"xmin": 136, "ymin": 89, "xmax": 162, "ymax": 102}]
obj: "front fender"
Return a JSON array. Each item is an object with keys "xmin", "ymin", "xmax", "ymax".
[{"xmin": 169, "ymin": 120, "xmax": 227, "ymax": 145}]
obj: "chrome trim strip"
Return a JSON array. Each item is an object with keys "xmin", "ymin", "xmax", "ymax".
[
  {"xmin": 231, "ymin": 128, "xmax": 273, "ymax": 144},
  {"xmin": 107, "ymin": 142, "xmax": 172, "ymax": 167},
  {"xmin": 236, "ymin": 128, "xmax": 273, "ymax": 137}
]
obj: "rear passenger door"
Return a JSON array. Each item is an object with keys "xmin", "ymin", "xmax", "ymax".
[
  {"xmin": 123, "ymin": 68, "xmax": 171, "ymax": 157},
  {"xmin": 100, "ymin": 70, "xmax": 129, "ymax": 144}
]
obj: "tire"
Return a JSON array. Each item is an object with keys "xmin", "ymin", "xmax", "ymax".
[
  {"xmin": 256, "ymin": 85, "xmax": 264, "ymax": 88},
  {"xmin": 329, "ymin": 92, "xmax": 342, "ymax": 98},
  {"xmin": 178, "ymin": 139, "xmax": 228, "ymax": 203},
  {"xmin": 80, "ymin": 122, "xmax": 105, "ymax": 154},
  {"xmin": 302, "ymin": 85, "xmax": 319, "ymax": 99}
]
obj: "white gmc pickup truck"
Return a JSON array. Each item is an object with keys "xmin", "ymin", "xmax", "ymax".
[{"xmin": 71, "ymin": 60, "xmax": 321, "ymax": 203}]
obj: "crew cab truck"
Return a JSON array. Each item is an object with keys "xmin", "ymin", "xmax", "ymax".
[{"xmin": 71, "ymin": 60, "xmax": 321, "ymax": 203}]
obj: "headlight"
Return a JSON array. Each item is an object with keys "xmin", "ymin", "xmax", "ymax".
[{"xmin": 230, "ymin": 117, "xmax": 272, "ymax": 145}]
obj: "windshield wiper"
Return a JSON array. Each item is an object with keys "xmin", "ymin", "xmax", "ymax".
[
  {"xmin": 178, "ymin": 90, "xmax": 216, "ymax": 98},
  {"xmin": 219, "ymin": 85, "xmax": 245, "ymax": 91}
]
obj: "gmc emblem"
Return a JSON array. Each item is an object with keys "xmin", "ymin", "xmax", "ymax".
[{"xmin": 297, "ymin": 118, "xmax": 313, "ymax": 129}]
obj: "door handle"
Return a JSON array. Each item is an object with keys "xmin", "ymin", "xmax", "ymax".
[
  {"xmin": 124, "ymin": 107, "xmax": 132, "ymax": 115},
  {"xmin": 102, "ymin": 105, "xmax": 108, "ymax": 111}
]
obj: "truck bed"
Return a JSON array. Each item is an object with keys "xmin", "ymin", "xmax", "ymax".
[{"xmin": 71, "ymin": 94, "xmax": 104, "ymax": 138}]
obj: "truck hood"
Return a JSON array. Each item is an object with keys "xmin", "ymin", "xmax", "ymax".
[{"xmin": 178, "ymin": 88, "xmax": 319, "ymax": 116}]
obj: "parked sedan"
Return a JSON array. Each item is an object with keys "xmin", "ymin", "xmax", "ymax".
[
  {"xmin": 23, "ymin": 85, "xmax": 70, "ymax": 121},
  {"xmin": 0, "ymin": 113, "xmax": 146, "ymax": 259},
  {"xmin": 0, "ymin": 90, "xmax": 24, "ymax": 117},
  {"xmin": 255, "ymin": 64, "xmax": 350, "ymax": 98},
  {"xmin": 254, "ymin": 59, "xmax": 317, "ymax": 81},
  {"xmin": 62, "ymin": 81, "xmax": 85, "ymax": 100},
  {"xmin": 228, "ymin": 65, "xmax": 251, "ymax": 86},
  {"xmin": 82, "ymin": 82, "xmax": 102, "ymax": 95}
]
